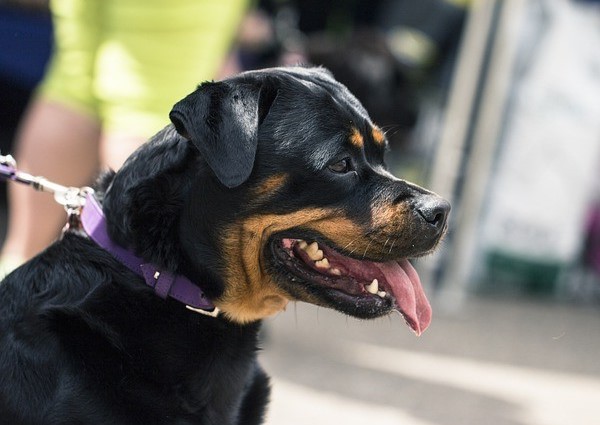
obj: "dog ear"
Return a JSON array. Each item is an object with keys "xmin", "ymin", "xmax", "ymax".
[{"xmin": 169, "ymin": 78, "xmax": 277, "ymax": 188}]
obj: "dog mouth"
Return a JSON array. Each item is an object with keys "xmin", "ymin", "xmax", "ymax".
[{"xmin": 271, "ymin": 237, "xmax": 432, "ymax": 335}]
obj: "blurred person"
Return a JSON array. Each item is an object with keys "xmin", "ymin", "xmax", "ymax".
[{"xmin": 0, "ymin": 0, "xmax": 248, "ymax": 274}]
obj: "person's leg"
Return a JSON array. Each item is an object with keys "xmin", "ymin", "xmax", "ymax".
[{"xmin": 1, "ymin": 99, "xmax": 100, "ymax": 269}]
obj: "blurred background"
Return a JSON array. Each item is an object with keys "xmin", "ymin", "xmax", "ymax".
[{"xmin": 1, "ymin": 0, "xmax": 600, "ymax": 423}]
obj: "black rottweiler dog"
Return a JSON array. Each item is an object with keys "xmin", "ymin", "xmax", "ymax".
[{"xmin": 0, "ymin": 67, "xmax": 449, "ymax": 424}]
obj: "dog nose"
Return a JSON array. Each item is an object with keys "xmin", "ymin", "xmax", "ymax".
[{"xmin": 415, "ymin": 196, "xmax": 450, "ymax": 231}]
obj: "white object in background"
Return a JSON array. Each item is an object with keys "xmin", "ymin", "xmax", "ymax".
[{"xmin": 483, "ymin": 0, "xmax": 600, "ymax": 263}]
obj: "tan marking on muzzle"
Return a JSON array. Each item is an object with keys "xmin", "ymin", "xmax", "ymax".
[{"xmin": 216, "ymin": 208, "xmax": 371, "ymax": 323}]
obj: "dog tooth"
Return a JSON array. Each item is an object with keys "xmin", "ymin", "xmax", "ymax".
[
  {"xmin": 315, "ymin": 258, "xmax": 330, "ymax": 269},
  {"xmin": 306, "ymin": 243, "xmax": 324, "ymax": 261},
  {"xmin": 297, "ymin": 240, "xmax": 308, "ymax": 249},
  {"xmin": 366, "ymin": 279, "xmax": 379, "ymax": 294},
  {"xmin": 305, "ymin": 241, "xmax": 318, "ymax": 254},
  {"xmin": 377, "ymin": 291, "xmax": 387, "ymax": 298},
  {"xmin": 330, "ymin": 268, "xmax": 342, "ymax": 276}
]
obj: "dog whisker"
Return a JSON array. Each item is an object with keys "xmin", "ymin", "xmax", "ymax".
[
  {"xmin": 388, "ymin": 238, "xmax": 397, "ymax": 254},
  {"xmin": 343, "ymin": 238, "xmax": 358, "ymax": 251},
  {"xmin": 382, "ymin": 124, "xmax": 403, "ymax": 138},
  {"xmin": 362, "ymin": 239, "xmax": 373, "ymax": 259},
  {"xmin": 383, "ymin": 237, "xmax": 390, "ymax": 249}
]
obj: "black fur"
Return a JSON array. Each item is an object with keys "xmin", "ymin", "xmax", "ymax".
[
  {"xmin": 0, "ymin": 164, "xmax": 269, "ymax": 424},
  {"xmin": 0, "ymin": 66, "xmax": 448, "ymax": 424}
]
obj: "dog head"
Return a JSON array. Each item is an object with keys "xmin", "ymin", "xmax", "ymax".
[{"xmin": 103, "ymin": 67, "xmax": 449, "ymax": 334}]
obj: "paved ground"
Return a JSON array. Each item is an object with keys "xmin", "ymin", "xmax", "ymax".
[{"xmin": 259, "ymin": 295, "xmax": 600, "ymax": 425}]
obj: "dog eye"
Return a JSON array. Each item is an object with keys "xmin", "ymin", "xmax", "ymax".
[{"xmin": 328, "ymin": 158, "xmax": 353, "ymax": 174}]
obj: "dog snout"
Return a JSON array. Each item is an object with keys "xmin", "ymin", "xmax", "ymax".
[{"xmin": 415, "ymin": 196, "xmax": 450, "ymax": 233}]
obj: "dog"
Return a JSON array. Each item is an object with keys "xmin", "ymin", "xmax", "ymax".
[{"xmin": 0, "ymin": 67, "xmax": 449, "ymax": 424}]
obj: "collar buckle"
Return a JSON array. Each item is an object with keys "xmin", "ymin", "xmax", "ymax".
[{"xmin": 186, "ymin": 305, "xmax": 221, "ymax": 318}]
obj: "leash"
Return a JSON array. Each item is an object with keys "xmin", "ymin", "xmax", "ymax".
[
  {"xmin": 0, "ymin": 153, "xmax": 219, "ymax": 318},
  {"xmin": 0, "ymin": 154, "xmax": 93, "ymax": 226}
]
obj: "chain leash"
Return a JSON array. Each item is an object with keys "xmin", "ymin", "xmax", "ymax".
[{"xmin": 0, "ymin": 153, "xmax": 94, "ymax": 229}]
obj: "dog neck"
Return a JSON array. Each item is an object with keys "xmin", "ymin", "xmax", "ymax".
[{"xmin": 80, "ymin": 193, "xmax": 220, "ymax": 318}]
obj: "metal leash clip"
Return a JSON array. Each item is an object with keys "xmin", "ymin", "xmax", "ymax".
[{"xmin": 0, "ymin": 153, "xmax": 94, "ymax": 229}]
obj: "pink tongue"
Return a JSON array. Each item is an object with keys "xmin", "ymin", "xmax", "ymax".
[{"xmin": 373, "ymin": 260, "xmax": 432, "ymax": 335}]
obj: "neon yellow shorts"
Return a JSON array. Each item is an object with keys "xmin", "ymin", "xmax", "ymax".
[{"xmin": 39, "ymin": 0, "xmax": 247, "ymax": 138}]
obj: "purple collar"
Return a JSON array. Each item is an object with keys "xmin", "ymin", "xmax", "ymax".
[{"xmin": 80, "ymin": 194, "xmax": 219, "ymax": 317}]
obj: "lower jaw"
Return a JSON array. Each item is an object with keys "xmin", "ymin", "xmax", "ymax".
[{"xmin": 317, "ymin": 287, "xmax": 394, "ymax": 319}]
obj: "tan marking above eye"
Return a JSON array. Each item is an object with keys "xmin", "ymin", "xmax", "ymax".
[
  {"xmin": 349, "ymin": 127, "xmax": 364, "ymax": 148},
  {"xmin": 372, "ymin": 126, "xmax": 386, "ymax": 145}
]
